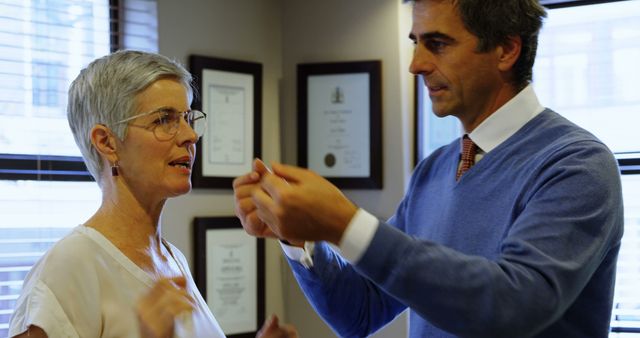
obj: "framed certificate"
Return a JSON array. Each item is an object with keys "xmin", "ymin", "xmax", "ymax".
[
  {"xmin": 189, "ymin": 55, "xmax": 262, "ymax": 189},
  {"xmin": 193, "ymin": 217, "xmax": 265, "ymax": 338},
  {"xmin": 297, "ymin": 60, "xmax": 382, "ymax": 189}
]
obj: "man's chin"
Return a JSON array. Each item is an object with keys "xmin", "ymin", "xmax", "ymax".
[{"xmin": 431, "ymin": 108, "xmax": 453, "ymax": 119}]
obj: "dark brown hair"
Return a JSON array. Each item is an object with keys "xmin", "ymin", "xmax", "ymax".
[{"xmin": 405, "ymin": 0, "xmax": 547, "ymax": 89}]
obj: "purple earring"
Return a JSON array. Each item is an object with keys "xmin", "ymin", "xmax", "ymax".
[{"xmin": 111, "ymin": 161, "xmax": 119, "ymax": 177}]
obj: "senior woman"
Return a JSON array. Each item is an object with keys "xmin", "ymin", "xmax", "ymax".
[{"xmin": 9, "ymin": 50, "xmax": 296, "ymax": 338}]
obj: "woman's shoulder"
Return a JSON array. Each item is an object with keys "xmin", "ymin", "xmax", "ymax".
[
  {"xmin": 23, "ymin": 226, "xmax": 111, "ymax": 291},
  {"xmin": 41, "ymin": 226, "xmax": 103, "ymax": 268},
  {"xmin": 10, "ymin": 226, "xmax": 106, "ymax": 337}
]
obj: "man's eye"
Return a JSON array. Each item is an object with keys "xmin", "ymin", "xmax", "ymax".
[{"xmin": 426, "ymin": 40, "xmax": 447, "ymax": 52}]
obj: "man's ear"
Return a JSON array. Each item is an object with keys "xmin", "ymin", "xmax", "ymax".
[
  {"xmin": 90, "ymin": 124, "xmax": 118, "ymax": 163},
  {"xmin": 497, "ymin": 35, "xmax": 522, "ymax": 72}
]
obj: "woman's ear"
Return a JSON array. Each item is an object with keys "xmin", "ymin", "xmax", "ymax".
[
  {"xmin": 497, "ymin": 35, "xmax": 522, "ymax": 73},
  {"xmin": 90, "ymin": 124, "xmax": 118, "ymax": 163}
]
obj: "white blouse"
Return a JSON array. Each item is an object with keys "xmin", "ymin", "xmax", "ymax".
[{"xmin": 9, "ymin": 225, "xmax": 225, "ymax": 338}]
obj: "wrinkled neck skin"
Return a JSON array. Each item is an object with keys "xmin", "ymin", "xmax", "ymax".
[{"xmin": 84, "ymin": 172, "xmax": 170, "ymax": 272}]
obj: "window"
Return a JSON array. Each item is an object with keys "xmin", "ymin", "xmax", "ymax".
[
  {"xmin": 414, "ymin": 0, "xmax": 640, "ymax": 335},
  {"xmin": 0, "ymin": 0, "xmax": 158, "ymax": 335}
]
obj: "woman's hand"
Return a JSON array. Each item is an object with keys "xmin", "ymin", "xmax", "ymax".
[
  {"xmin": 256, "ymin": 315, "xmax": 298, "ymax": 338},
  {"xmin": 136, "ymin": 276, "xmax": 195, "ymax": 338}
]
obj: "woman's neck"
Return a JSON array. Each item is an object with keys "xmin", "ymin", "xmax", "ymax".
[{"xmin": 84, "ymin": 184, "xmax": 174, "ymax": 276}]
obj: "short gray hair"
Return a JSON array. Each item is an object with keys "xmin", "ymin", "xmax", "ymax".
[
  {"xmin": 67, "ymin": 50, "xmax": 193, "ymax": 185},
  {"xmin": 404, "ymin": 0, "xmax": 546, "ymax": 89}
]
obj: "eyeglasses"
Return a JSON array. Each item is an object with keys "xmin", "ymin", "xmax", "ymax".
[{"xmin": 115, "ymin": 108, "xmax": 207, "ymax": 140}]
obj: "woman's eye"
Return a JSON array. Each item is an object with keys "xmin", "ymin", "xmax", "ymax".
[
  {"xmin": 152, "ymin": 116, "xmax": 166, "ymax": 125},
  {"xmin": 158, "ymin": 111, "xmax": 180, "ymax": 124}
]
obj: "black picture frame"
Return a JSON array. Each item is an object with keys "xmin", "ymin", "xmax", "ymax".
[
  {"xmin": 193, "ymin": 216, "xmax": 265, "ymax": 338},
  {"xmin": 297, "ymin": 60, "xmax": 383, "ymax": 189},
  {"xmin": 189, "ymin": 55, "xmax": 262, "ymax": 189}
]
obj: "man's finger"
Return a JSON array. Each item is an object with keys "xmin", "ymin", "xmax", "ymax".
[
  {"xmin": 233, "ymin": 172, "xmax": 260, "ymax": 189},
  {"xmin": 253, "ymin": 158, "xmax": 271, "ymax": 176},
  {"xmin": 283, "ymin": 324, "xmax": 298, "ymax": 338},
  {"xmin": 270, "ymin": 162, "xmax": 311, "ymax": 183},
  {"xmin": 260, "ymin": 172, "xmax": 292, "ymax": 200},
  {"xmin": 252, "ymin": 188, "xmax": 278, "ymax": 214},
  {"xmin": 242, "ymin": 211, "xmax": 277, "ymax": 238},
  {"xmin": 252, "ymin": 189, "xmax": 281, "ymax": 233},
  {"xmin": 255, "ymin": 209, "xmax": 278, "ymax": 236},
  {"xmin": 244, "ymin": 213, "xmax": 276, "ymax": 237},
  {"xmin": 265, "ymin": 314, "xmax": 279, "ymax": 330},
  {"xmin": 234, "ymin": 183, "xmax": 260, "ymax": 201}
]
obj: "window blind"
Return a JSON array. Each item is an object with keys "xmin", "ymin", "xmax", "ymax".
[
  {"xmin": 0, "ymin": 0, "xmax": 158, "ymax": 175},
  {"xmin": 0, "ymin": 0, "xmax": 158, "ymax": 334},
  {"xmin": 533, "ymin": 2, "xmax": 640, "ymax": 333}
]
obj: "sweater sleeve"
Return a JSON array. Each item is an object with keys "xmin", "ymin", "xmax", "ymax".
[
  {"xmin": 353, "ymin": 141, "xmax": 624, "ymax": 337},
  {"xmin": 287, "ymin": 241, "xmax": 407, "ymax": 338}
]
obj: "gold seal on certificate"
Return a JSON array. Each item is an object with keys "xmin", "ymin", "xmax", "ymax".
[{"xmin": 324, "ymin": 153, "xmax": 336, "ymax": 168}]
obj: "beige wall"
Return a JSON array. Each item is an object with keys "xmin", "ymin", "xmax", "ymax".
[
  {"xmin": 156, "ymin": 0, "xmax": 287, "ymax": 322},
  {"xmin": 156, "ymin": 0, "xmax": 415, "ymax": 337},
  {"xmin": 280, "ymin": 1, "xmax": 413, "ymax": 337}
]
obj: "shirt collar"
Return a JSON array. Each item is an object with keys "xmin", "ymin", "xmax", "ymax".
[{"xmin": 467, "ymin": 84, "xmax": 544, "ymax": 153}]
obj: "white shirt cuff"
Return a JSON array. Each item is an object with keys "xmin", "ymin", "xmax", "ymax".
[
  {"xmin": 338, "ymin": 209, "xmax": 379, "ymax": 264},
  {"xmin": 280, "ymin": 241, "xmax": 315, "ymax": 269}
]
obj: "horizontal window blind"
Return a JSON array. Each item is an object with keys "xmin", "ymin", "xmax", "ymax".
[
  {"xmin": 0, "ymin": 0, "xmax": 158, "ymax": 166},
  {"xmin": 121, "ymin": 0, "xmax": 158, "ymax": 52},
  {"xmin": 0, "ymin": 0, "xmax": 111, "ymax": 158},
  {"xmin": 0, "ymin": 180, "xmax": 101, "ymax": 331},
  {"xmin": 613, "ymin": 171, "xmax": 640, "ymax": 334},
  {"xmin": 0, "ymin": 0, "xmax": 158, "ymax": 335}
]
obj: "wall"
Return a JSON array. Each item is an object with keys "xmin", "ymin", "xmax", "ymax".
[
  {"xmin": 156, "ymin": 0, "xmax": 415, "ymax": 337},
  {"xmin": 156, "ymin": 0, "xmax": 287, "ymax": 322},
  {"xmin": 280, "ymin": 1, "xmax": 415, "ymax": 337}
]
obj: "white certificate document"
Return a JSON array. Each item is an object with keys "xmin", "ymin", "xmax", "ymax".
[
  {"xmin": 201, "ymin": 69, "xmax": 254, "ymax": 177},
  {"xmin": 206, "ymin": 229, "xmax": 257, "ymax": 334},
  {"xmin": 307, "ymin": 73, "xmax": 370, "ymax": 177},
  {"xmin": 208, "ymin": 84, "xmax": 245, "ymax": 165}
]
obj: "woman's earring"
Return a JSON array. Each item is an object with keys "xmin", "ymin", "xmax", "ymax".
[{"xmin": 111, "ymin": 161, "xmax": 119, "ymax": 177}]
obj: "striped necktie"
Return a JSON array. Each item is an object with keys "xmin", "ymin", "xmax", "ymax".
[{"xmin": 456, "ymin": 135, "xmax": 477, "ymax": 181}]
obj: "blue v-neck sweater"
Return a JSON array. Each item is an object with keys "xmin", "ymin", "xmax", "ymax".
[{"xmin": 288, "ymin": 110, "xmax": 623, "ymax": 338}]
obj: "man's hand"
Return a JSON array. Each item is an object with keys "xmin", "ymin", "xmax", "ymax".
[
  {"xmin": 233, "ymin": 159, "xmax": 277, "ymax": 238},
  {"xmin": 136, "ymin": 277, "xmax": 194, "ymax": 338},
  {"xmin": 255, "ymin": 315, "xmax": 298, "ymax": 338},
  {"xmin": 252, "ymin": 162, "xmax": 358, "ymax": 245}
]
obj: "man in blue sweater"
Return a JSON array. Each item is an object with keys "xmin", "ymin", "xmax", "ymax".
[{"xmin": 233, "ymin": 0, "xmax": 624, "ymax": 337}]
